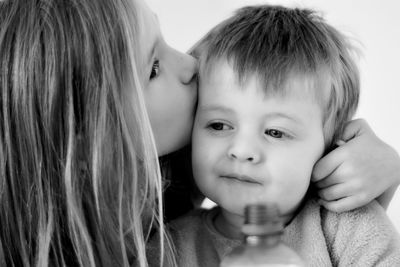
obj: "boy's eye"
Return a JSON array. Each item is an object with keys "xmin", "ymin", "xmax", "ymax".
[
  {"xmin": 208, "ymin": 122, "xmax": 232, "ymax": 131},
  {"xmin": 149, "ymin": 60, "xmax": 160, "ymax": 80},
  {"xmin": 265, "ymin": 129, "xmax": 283, "ymax": 138}
]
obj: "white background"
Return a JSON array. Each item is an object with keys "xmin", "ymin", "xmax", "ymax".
[{"xmin": 147, "ymin": 0, "xmax": 400, "ymax": 232}]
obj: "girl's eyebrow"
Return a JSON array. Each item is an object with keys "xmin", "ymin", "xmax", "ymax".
[
  {"xmin": 147, "ymin": 43, "xmax": 156, "ymax": 67},
  {"xmin": 146, "ymin": 13, "xmax": 160, "ymax": 67}
]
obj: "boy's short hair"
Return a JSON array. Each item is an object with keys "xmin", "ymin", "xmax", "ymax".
[{"xmin": 194, "ymin": 5, "xmax": 360, "ymax": 149}]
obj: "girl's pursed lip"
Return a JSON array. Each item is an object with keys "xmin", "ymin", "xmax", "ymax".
[{"xmin": 219, "ymin": 174, "xmax": 263, "ymax": 185}]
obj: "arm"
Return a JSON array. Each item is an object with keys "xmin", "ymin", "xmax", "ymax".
[
  {"xmin": 377, "ymin": 185, "xmax": 399, "ymax": 209},
  {"xmin": 312, "ymin": 119, "xmax": 400, "ymax": 212}
]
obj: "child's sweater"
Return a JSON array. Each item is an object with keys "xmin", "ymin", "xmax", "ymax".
[{"xmin": 167, "ymin": 199, "xmax": 400, "ymax": 267}]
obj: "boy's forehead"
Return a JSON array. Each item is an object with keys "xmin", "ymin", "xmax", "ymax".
[
  {"xmin": 282, "ymin": 72, "xmax": 331, "ymax": 102},
  {"xmin": 200, "ymin": 58, "xmax": 331, "ymax": 107},
  {"xmin": 199, "ymin": 58, "xmax": 232, "ymax": 82}
]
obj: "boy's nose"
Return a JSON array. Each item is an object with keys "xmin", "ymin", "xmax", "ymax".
[{"xmin": 227, "ymin": 141, "xmax": 262, "ymax": 164}]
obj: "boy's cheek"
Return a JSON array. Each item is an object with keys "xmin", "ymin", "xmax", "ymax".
[
  {"xmin": 192, "ymin": 132, "xmax": 211, "ymax": 160},
  {"xmin": 193, "ymin": 136, "xmax": 213, "ymax": 158},
  {"xmin": 193, "ymin": 136, "xmax": 222, "ymax": 174}
]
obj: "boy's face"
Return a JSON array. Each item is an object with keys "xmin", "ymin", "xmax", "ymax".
[{"xmin": 192, "ymin": 60, "xmax": 326, "ymax": 222}]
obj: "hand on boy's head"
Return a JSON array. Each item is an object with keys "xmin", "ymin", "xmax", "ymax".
[{"xmin": 312, "ymin": 119, "xmax": 400, "ymax": 212}]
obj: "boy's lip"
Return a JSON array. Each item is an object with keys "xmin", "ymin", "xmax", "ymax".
[{"xmin": 219, "ymin": 172, "xmax": 263, "ymax": 185}]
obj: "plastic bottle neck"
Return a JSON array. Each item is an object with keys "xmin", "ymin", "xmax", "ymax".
[{"xmin": 244, "ymin": 233, "xmax": 281, "ymax": 247}]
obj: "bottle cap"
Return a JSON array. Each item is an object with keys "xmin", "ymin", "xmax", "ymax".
[{"xmin": 242, "ymin": 203, "xmax": 283, "ymax": 236}]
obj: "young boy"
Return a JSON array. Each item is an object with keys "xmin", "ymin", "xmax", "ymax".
[{"xmin": 169, "ymin": 5, "xmax": 400, "ymax": 266}]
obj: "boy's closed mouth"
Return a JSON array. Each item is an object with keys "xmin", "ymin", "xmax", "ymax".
[{"xmin": 219, "ymin": 173, "xmax": 263, "ymax": 185}]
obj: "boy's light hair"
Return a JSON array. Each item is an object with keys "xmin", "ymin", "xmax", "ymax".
[
  {"xmin": 0, "ymin": 0, "xmax": 174, "ymax": 266},
  {"xmin": 194, "ymin": 5, "xmax": 360, "ymax": 149}
]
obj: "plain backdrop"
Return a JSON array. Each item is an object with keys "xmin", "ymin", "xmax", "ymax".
[{"xmin": 147, "ymin": 0, "xmax": 400, "ymax": 232}]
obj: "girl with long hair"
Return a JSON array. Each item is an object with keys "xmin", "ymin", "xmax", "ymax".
[{"xmin": 0, "ymin": 0, "xmax": 196, "ymax": 266}]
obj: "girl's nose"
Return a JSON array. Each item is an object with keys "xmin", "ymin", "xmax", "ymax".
[{"xmin": 178, "ymin": 51, "xmax": 198, "ymax": 85}]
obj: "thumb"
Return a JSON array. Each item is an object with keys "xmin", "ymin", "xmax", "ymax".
[{"xmin": 341, "ymin": 118, "xmax": 371, "ymax": 142}]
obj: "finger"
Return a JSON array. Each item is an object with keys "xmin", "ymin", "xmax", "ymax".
[
  {"xmin": 314, "ymin": 158, "xmax": 353, "ymax": 188},
  {"xmin": 341, "ymin": 118, "xmax": 371, "ymax": 142},
  {"xmin": 314, "ymin": 176, "xmax": 340, "ymax": 189},
  {"xmin": 318, "ymin": 183, "xmax": 352, "ymax": 201},
  {"xmin": 318, "ymin": 196, "xmax": 368, "ymax": 213},
  {"xmin": 312, "ymin": 147, "xmax": 346, "ymax": 182}
]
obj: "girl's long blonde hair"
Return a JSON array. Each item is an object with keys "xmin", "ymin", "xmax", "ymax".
[{"xmin": 0, "ymin": 0, "xmax": 171, "ymax": 266}]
